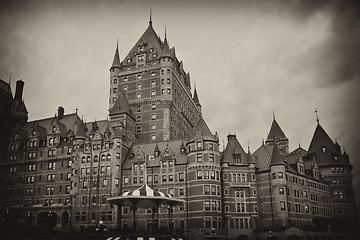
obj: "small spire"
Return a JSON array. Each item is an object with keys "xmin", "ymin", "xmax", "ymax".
[
  {"xmin": 75, "ymin": 107, "xmax": 78, "ymax": 114},
  {"xmin": 315, "ymin": 108, "xmax": 319, "ymax": 125},
  {"xmin": 273, "ymin": 111, "xmax": 275, "ymax": 120},
  {"xmin": 116, "ymin": 38, "xmax": 119, "ymax": 49},
  {"xmin": 9, "ymin": 73, "xmax": 11, "ymax": 85},
  {"xmin": 247, "ymin": 140, "xmax": 250, "ymax": 152},
  {"xmin": 149, "ymin": 9, "xmax": 152, "ymax": 25},
  {"xmin": 262, "ymin": 138, "xmax": 264, "ymax": 145},
  {"xmin": 165, "ymin": 25, "xmax": 167, "ymax": 40}
]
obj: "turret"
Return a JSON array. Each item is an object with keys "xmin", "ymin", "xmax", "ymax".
[
  {"xmin": 193, "ymin": 87, "xmax": 202, "ymax": 113},
  {"xmin": 109, "ymin": 43, "xmax": 122, "ymax": 110},
  {"xmin": 265, "ymin": 115, "xmax": 289, "ymax": 154}
]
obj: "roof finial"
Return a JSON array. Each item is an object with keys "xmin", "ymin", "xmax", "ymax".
[
  {"xmin": 149, "ymin": 8, "xmax": 152, "ymax": 25},
  {"xmin": 315, "ymin": 108, "xmax": 319, "ymax": 125},
  {"xmin": 247, "ymin": 140, "xmax": 250, "ymax": 152},
  {"xmin": 116, "ymin": 38, "xmax": 119, "ymax": 49},
  {"xmin": 273, "ymin": 111, "xmax": 275, "ymax": 120},
  {"xmin": 299, "ymin": 142, "xmax": 301, "ymax": 148},
  {"xmin": 76, "ymin": 107, "xmax": 78, "ymax": 114},
  {"xmin": 165, "ymin": 25, "xmax": 167, "ymax": 40},
  {"xmin": 8, "ymin": 73, "xmax": 12, "ymax": 85}
]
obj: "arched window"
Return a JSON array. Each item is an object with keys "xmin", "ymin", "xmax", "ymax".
[
  {"xmin": 93, "ymin": 155, "xmax": 98, "ymax": 162},
  {"xmin": 87, "ymin": 156, "xmax": 91, "ymax": 163},
  {"xmin": 106, "ymin": 154, "xmax": 111, "ymax": 161},
  {"xmin": 82, "ymin": 157, "xmax": 86, "ymax": 163},
  {"xmin": 101, "ymin": 154, "xmax": 106, "ymax": 162}
]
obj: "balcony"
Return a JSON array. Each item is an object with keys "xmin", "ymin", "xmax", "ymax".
[{"xmin": 229, "ymin": 182, "xmax": 250, "ymax": 188}]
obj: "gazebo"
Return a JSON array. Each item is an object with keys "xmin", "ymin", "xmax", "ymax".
[{"xmin": 107, "ymin": 184, "xmax": 185, "ymax": 232}]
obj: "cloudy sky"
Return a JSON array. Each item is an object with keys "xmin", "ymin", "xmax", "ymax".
[{"xmin": 1, "ymin": 0, "xmax": 359, "ymax": 210}]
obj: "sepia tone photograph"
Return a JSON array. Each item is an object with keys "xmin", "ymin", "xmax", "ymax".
[{"xmin": 0, "ymin": 0, "xmax": 359, "ymax": 239}]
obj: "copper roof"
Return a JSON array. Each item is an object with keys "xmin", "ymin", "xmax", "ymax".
[{"xmin": 266, "ymin": 118, "xmax": 287, "ymax": 142}]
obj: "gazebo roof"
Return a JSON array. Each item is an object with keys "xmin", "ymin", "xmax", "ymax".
[{"xmin": 107, "ymin": 184, "xmax": 184, "ymax": 209}]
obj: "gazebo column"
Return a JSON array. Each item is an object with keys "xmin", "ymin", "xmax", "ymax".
[
  {"xmin": 168, "ymin": 206, "xmax": 174, "ymax": 231},
  {"xmin": 116, "ymin": 203, "xmax": 122, "ymax": 230},
  {"xmin": 132, "ymin": 206, "xmax": 137, "ymax": 231}
]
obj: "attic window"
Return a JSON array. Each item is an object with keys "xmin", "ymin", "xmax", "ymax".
[
  {"xmin": 123, "ymin": 85, "xmax": 128, "ymax": 92},
  {"xmin": 33, "ymin": 130, "xmax": 36, "ymax": 136},
  {"xmin": 152, "ymin": 53, "xmax": 157, "ymax": 58},
  {"xmin": 234, "ymin": 154, "xmax": 241, "ymax": 163},
  {"xmin": 124, "ymin": 77, "xmax": 128, "ymax": 82},
  {"xmin": 149, "ymin": 48, "xmax": 153, "ymax": 53},
  {"xmin": 14, "ymin": 134, "xmax": 18, "ymax": 140},
  {"xmin": 137, "ymin": 74, "xmax": 142, "ymax": 80},
  {"xmin": 321, "ymin": 146, "xmax": 327, "ymax": 153},
  {"xmin": 334, "ymin": 155, "xmax": 339, "ymax": 162},
  {"xmin": 127, "ymin": 59, "xmax": 131, "ymax": 64}
]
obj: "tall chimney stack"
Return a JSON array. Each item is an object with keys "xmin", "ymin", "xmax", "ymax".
[
  {"xmin": 58, "ymin": 106, "xmax": 64, "ymax": 118},
  {"xmin": 14, "ymin": 80, "xmax": 24, "ymax": 100}
]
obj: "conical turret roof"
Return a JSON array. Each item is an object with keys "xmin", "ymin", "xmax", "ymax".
[
  {"xmin": 193, "ymin": 87, "xmax": 201, "ymax": 106},
  {"xmin": 110, "ymin": 44, "xmax": 121, "ymax": 70},
  {"xmin": 270, "ymin": 144, "xmax": 286, "ymax": 167},
  {"xmin": 266, "ymin": 118, "xmax": 287, "ymax": 142},
  {"xmin": 190, "ymin": 118, "xmax": 214, "ymax": 141},
  {"xmin": 109, "ymin": 92, "xmax": 131, "ymax": 116}
]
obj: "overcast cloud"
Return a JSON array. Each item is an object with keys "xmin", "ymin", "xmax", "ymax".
[{"xmin": 1, "ymin": 0, "xmax": 360, "ymax": 213}]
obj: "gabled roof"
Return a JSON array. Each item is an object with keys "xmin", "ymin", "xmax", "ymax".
[
  {"xmin": 270, "ymin": 144, "xmax": 286, "ymax": 167},
  {"xmin": 109, "ymin": 92, "xmax": 131, "ymax": 116},
  {"xmin": 221, "ymin": 134, "xmax": 247, "ymax": 164},
  {"xmin": 286, "ymin": 145, "xmax": 307, "ymax": 165},
  {"xmin": 266, "ymin": 118, "xmax": 287, "ymax": 142},
  {"xmin": 122, "ymin": 140, "xmax": 187, "ymax": 169}
]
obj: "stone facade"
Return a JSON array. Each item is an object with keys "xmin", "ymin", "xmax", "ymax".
[{"xmin": 0, "ymin": 20, "xmax": 358, "ymax": 240}]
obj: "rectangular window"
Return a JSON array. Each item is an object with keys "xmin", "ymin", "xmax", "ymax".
[
  {"xmin": 204, "ymin": 185, "xmax": 210, "ymax": 195},
  {"xmin": 197, "ymin": 154, "xmax": 202, "ymax": 162},
  {"xmin": 179, "ymin": 173, "xmax": 184, "ymax": 182},
  {"xmin": 197, "ymin": 170, "xmax": 202, "ymax": 179},
  {"xmin": 204, "ymin": 201, "xmax": 210, "ymax": 211},
  {"xmin": 280, "ymin": 201, "xmax": 286, "ymax": 211}
]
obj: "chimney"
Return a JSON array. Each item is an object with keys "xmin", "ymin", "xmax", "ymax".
[
  {"xmin": 14, "ymin": 80, "xmax": 24, "ymax": 100},
  {"xmin": 58, "ymin": 106, "xmax": 64, "ymax": 118}
]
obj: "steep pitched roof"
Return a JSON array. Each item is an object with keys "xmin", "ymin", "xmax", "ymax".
[
  {"xmin": 286, "ymin": 145, "xmax": 307, "ymax": 164},
  {"xmin": 253, "ymin": 144, "xmax": 273, "ymax": 170},
  {"xmin": 193, "ymin": 87, "xmax": 201, "ymax": 106},
  {"xmin": 266, "ymin": 118, "xmax": 287, "ymax": 142},
  {"xmin": 190, "ymin": 118, "xmax": 214, "ymax": 141},
  {"xmin": 307, "ymin": 123, "xmax": 347, "ymax": 166},
  {"xmin": 121, "ymin": 23, "xmax": 163, "ymax": 65},
  {"xmin": 110, "ymin": 45, "xmax": 121, "ymax": 69},
  {"xmin": 109, "ymin": 92, "xmax": 131, "ymax": 116},
  {"xmin": 222, "ymin": 134, "xmax": 247, "ymax": 164},
  {"xmin": 270, "ymin": 144, "xmax": 286, "ymax": 167},
  {"xmin": 122, "ymin": 140, "xmax": 187, "ymax": 169}
]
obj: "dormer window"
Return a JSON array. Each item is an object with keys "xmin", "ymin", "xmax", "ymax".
[
  {"xmin": 137, "ymin": 74, "xmax": 142, "ymax": 80},
  {"xmin": 180, "ymin": 148, "xmax": 186, "ymax": 154},
  {"xmin": 14, "ymin": 134, "xmax": 18, "ymax": 140},
  {"xmin": 33, "ymin": 130, "xmax": 36, "ymax": 136},
  {"xmin": 52, "ymin": 126, "xmax": 56, "ymax": 133},
  {"xmin": 321, "ymin": 146, "xmax": 326, "ymax": 153},
  {"xmin": 333, "ymin": 155, "xmax": 339, "ymax": 162},
  {"xmin": 124, "ymin": 77, "xmax": 128, "ymax": 82},
  {"xmin": 127, "ymin": 59, "xmax": 131, "ymax": 64},
  {"xmin": 197, "ymin": 142, "xmax": 202, "ymax": 150},
  {"xmin": 234, "ymin": 154, "xmax": 241, "ymax": 163},
  {"xmin": 152, "ymin": 53, "xmax": 157, "ymax": 58},
  {"xmin": 89, "ymin": 134, "xmax": 93, "ymax": 139},
  {"xmin": 123, "ymin": 85, "xmax": 128, "ymax": 92},
  {"xmin": 149, "ymin": 48, "xmax": 153, "ymax": 53}
]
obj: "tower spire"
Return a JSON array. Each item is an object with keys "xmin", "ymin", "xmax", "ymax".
[
  {"xmin": 165, "ymin": 25, "xmax": 167, "ymax": 40},
  {"xmin": 149, "ymin": 9, "xmax": 152, "ymax": 25},
  {"xmin": 315, "ymin": 108, "xmax": 319, "ymax": 125}
]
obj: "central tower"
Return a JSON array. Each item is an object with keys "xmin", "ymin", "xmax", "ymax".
[{"xmin": 109, "ymin": 18, "xmax": 202, "ymax": 143}]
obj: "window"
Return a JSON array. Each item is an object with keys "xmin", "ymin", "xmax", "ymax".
[
  {"xmin": 162, "ymin": 175, "xmax": 167, "ymax": 182},
  {"xmin": 114, "ymin": 79, "xmax": 117, "ymax": 84},
  {"xmin": 209, "ymin": 154, "xmax": 214, "ymax": 162},
  {"xmin": 151, "ymin": 124, "xmax": 156, "ymax": 130},
  {"xmin": 136, "ymin": 83, "xmax": 141, "ymax": 90},
  {"xmin": 272, "ymin": 172, "xmax": 276, "ymax": 179},
  {"xmin": 151, "ymin": 135, "xmax": 156, "ymax": 141},
  {"xmin": 113, "ymin": 88, "xmax": 117, "ymax": 93},
  {"xmin": 197, "ymin": 142, "xmax": 202, "ymax": 150},
  {"xmin": 280, "ymin": 202, "xmax": 286, "ymax": 211},
  {"xmin": 151, "ymin": 81, "xmax": 156, "ymax": 87},
  {"xmin": 179, "ymin": 188, "xmax": 185, "ymax": 196},
  {"xmin": 278, "ymin": 172, "xmax": 283, "ymax": 179},
  {"xmin": 167, "ymin": 88, "xmax": 171, "ymax": 94},
  {"xmin": 136, "ymin": 116, "xmax": 141, "ymax": 122},
  {"xmin": 197, "ymin": 154, "xmax": 202, "ymax": 162},
  {"xmin": 137, "ymin": 74, "xmax": 142, "ymax": 80},
  {"xmin": 204, "ymin": 201, "xmax": 210, "ymax": 211},
  {"xmin": 151, "ymin": 104, "xmax": 156, "ymax": 110},
  {"xmin": 321, "ymin": 146, "xmax": 327, "ymax": 153},
  {"xmin": 136, "ymin": 93, "xmax": 141, "ymax": 99},
  {"xmin": 151, "ymin": 113, "xmax": 156, "ymax": 120},
  {"xmin": 210, "ymin": 170, "xmax": 215, "ymax": 179},
  {"xmin": 179, "ymin": 173, "xmax": 184, "ymax": 182},
  {"xmin": 151, "ymin": 91, "xmax": 156, "ymax": 97},
  {"xmin": 204, "ymin": 170, "xmax": 209, "ymax": 179},
  {"xmin": 137, "ymin": 106, "xmax": 141, "ymax": 112},
  {"xmin": 123, "ymin": 85, "xmax": 128, "ymax": 92},
  {"xmin": 197, "ymin": 170, "xmax": 202, "ymax": 179},
  {"xmin": 204, "ymin": 185, "xmax": 210, "ymax": 195},
  {"xmin": 279, "ymin": 188, "xmax": 284, "ymax": 194}
]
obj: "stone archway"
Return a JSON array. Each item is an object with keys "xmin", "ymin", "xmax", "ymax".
[
  {"xmin": 37, "ymin": 211, "xmax": 57, "ymax": 227},
  {"xmin": 61, "ymin": 211, "xmax": 69, "ymax": 228}
]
